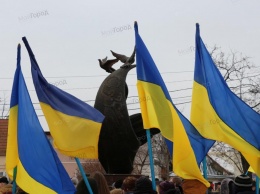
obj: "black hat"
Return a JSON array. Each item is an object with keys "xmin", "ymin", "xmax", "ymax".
[
  {"xmin": 113, "ymin": 179, "xmax": 123, "ymax": 188},
  {"xmin": 234, "ymin": 174, "xmax": 252, "ymax": 187},
  {"xmin": 0, "ymin": 176, "xmax": 8, "ymax": 184},
  {"xmin": 133, "ymin": 176, "xmax": 157, "ymax": 194}
]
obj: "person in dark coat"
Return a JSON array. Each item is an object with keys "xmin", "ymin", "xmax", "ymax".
[{"xmin": 233, "ymin": 174, "xmax": 254, "ymax": 194}]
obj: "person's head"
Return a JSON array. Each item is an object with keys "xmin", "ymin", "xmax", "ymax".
[
  {"xmin": 71, "ymin": 177, "xmax": 79, "ymax": 187},
  {"xmin": 214, "ymin": 181, "xmax": 221, "ymax": 191},
  {"xmin": 0, "ymin": 176, "xmax": 8, "ymax": 187},
  {"xmin": 110, "ymin": 188, "xmax": 124, "ymax": 194},
  {"xmin": 234, "ymin": 174, "xmax": 253, "ymax": 192},
  {"xmin": 76, "ymin": 177, "xmax": 98, "ymax": 194},
  {"xmin": 164, "ymin": 188, "xmax": 182, "ymax": 194},
  {"xmin": 122, "ymin": 176, "xmax": 137, "ymax": 192},
  {"xmin": 220, "ymin": 178, "xmax": 234, "ymax": 194},
  {"xmin": 90, "ymin": 171, "xmax": 110, "ymax": 194},
  {"xmin": 112, "ymin": 179, "xmax": 124, "ymax": 189},
  {"xmin": 169, "ymin": 177, "xmax": 182, "ymax": 187},
  {"xmin": 133, "ymin": 176, "xmax": 157, "ymax": 194},
  {"xmin": 209, "ymin": 181, "xmax": 214, "ymax": 190},
  {"xmin": 158, "ymin": 181, "xmax": 175, "ymax": 194},
  {"xmin": 181, "ymin": 179, "xmax": 207, "ymax": 194}
]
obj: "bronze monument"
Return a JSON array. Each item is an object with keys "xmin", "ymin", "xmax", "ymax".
[{"xmin": 95, "ymin": 49, "xmax": 160, "ymax": 174}]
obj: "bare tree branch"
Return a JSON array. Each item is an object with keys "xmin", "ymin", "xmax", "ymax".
[{"xmin": 209, "ymin": 46, "xmax": 259, "ymax": 173}]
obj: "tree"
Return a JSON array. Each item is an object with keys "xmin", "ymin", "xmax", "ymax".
[
  {"xmin": 132, "ymin": 143, "xmax": 149, "ymax": 175},
  {"xmin": 0, "ymin": 94, "xmax": 9, "ymax": 119},
  {"xmin": 209, "ymin": 141, "xmax": 243, "ymax": 174},
  {"xmin": 211, "ymin": 46, "xmax": 260, "ymax": 112},
  {"xmin": 209, "ymin": 45, "xmax": 260, "ymax": 174},
  {"xmin": 133, "ymin": 134, "xmax": 171, "ymax": 179}
]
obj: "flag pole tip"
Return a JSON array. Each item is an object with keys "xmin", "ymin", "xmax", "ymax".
[
  {"xmin": 134, "ymin": 21, "xmax": 138, "ymax": 31},
  {"xmin": 196, "ymin": 23, "xmax": 200, "ymax": 32}
]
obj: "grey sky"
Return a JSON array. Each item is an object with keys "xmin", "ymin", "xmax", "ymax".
[{"xmin": 0, "ymin": 0, "xmax": 259, "ymax": 130}]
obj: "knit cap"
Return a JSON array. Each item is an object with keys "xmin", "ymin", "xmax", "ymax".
[
  {"xmin": 133, "ymin": 176, "xmax": 157, "ymax": 194},
  {"xmin": 159, "ymin": 181, "xmax": 175, "ymax": 194},
  {"xmin": 234, "ymin": 174, "xmax": 252, "ymax": 187}
]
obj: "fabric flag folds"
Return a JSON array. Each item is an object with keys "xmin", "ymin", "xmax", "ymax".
[
  {"xmin": 134, "ymin": 22, "xmax": 213, "ymax": 187},
  {"xmin": 248, "ymin": 166, "xmax": 255, "ymax": 173},
  {"xmin": 191, "ymin": 23, "xmax": 260, "ymax": 176},
  {"xmin": 22, "ymin": 37, "xmax": 105, "ymax": 159},
  {"xmin": 6, "ymin": 44, "xmax": 75, "ymax": 194}
]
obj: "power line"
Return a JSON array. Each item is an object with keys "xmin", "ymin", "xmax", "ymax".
[
  {"xmin": 0, "ymin": 70, "xmax": 194, "ymax": 80},
  {"xmin": 0, "ymin": 79, "xmax": 194, "ymax": 91},
  {"xmin": 1, "ymin": 69, "xmax": 258, "ymax": 81},
  {"xmin": 0, "ymin": 82, "xmax": 255, "ymax": 106},
  {"xmin": 1, "ymin": 72, "xmax": 257, "ymax": 93}
]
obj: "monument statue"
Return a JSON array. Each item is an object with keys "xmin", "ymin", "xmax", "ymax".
[{"xmin": 94, "ymin": 49, "xmax": 160, "ymax": 174}]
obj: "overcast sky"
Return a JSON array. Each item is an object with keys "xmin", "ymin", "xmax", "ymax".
[{"xmin": 0, "ymin": 0, "xmax": 259, "ymax": 130}]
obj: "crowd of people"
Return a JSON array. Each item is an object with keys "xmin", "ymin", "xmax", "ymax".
[
  {"xmin": 0, "ymin": 172, "xmax": 258, "ymax": 194},
  {"xmin": 75, "ymin": 172, "xmax": 182, "ymax": 194},
  {"xmin": 208, "ymin": 174, "xmax": 257, "ymax": 194},
  {"xmin": 74, "ymin": 172, "xmax": 258, "ymax": 194}
]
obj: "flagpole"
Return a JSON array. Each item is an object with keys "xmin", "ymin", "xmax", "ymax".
[
  {"xmin": 75, "ymin": 158, "xmax": 93, "ymax": 194},
  {"xmin": 146, "ymin": 129, "xmax": 156, "ymax": 191},
  {"xmin": 12, "ymin": 167, "xmax": 17, "ymax": 194},
  {"xmin": 203, "ymin": 157, "xmax": 208, "ymax": 194},
  {"xmin": 256, "ymin": 175, "xmax": 259, "ymax": 194},
  {"xmin": 203, "ymin": 157, "xmax": 208, "ymax": 179}
]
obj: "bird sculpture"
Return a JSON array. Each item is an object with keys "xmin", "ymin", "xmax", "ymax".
[
  {"xmin": 110, "ymin": 47, "xmax": 135, "ymax": 65},
  {"xmin": 98, "ymin": 57, "xmax": 119, "ymax": 73},
  {"xmin": 95, "ymin": 48, "xmax": 160, "ymax": 174}
]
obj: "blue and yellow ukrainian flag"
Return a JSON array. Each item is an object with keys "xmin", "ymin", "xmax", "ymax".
[
  {"xmin": 6, "ymin": 44, "xmax": 75, "ymax": 194},
  {"xmin": 135, "ymin": 22, "xmax": 213, "ymax": 187},
  {"xmin": 22, "ymin": 37, "xmax": 105, "ymax": 159},
  {"xmin": 191, "ymin": 23, "xmax": 260, "ymax": 176}
]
